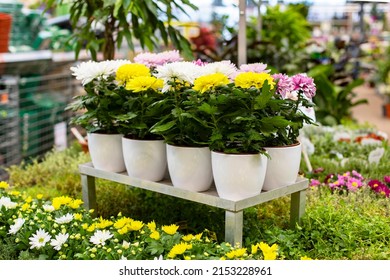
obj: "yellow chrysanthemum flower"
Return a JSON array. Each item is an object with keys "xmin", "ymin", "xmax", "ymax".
[
  {"xmin": 193, "ymin": 73, "xmax": 230, "ymax": 93},
  {"xmin": 87, "ymin": 224, "xmax": 95, "ymax": 232},
  {"xmin": 10, "ymin": 191, "xmax": 20, "ymax": 196},
  {"xmin": 150, "ymin": 230, "xmax": 160, "ymax": 240},
  {"xmin": 95, "ymin": 217, "xmax": 113, "ymax": 229},
  {"xmin": 118, "ymin": 226, "xmax": 129, "ymax": 235},
  {"xmin": 21, "ymin": 203, "xmax": 30, "ymax": 211},
  {"xmin": 194, "ymin": 233, "xmax": 202, "ymax": 241},
  {"xmin": 251, "ymin": 244, "xmax": 258, "ymax": 255},
  {"xmin": 234, "ymin": 72, "xmax": 275, "ymax": 89},
  {"xmin": 68, "ymin": 199, "xmax": 83, "ymax": 209},
  {"xmin": 167, "ymin": 242, "xmax": 192, "ymax": 259},
  {"xmin": 162, "ymin": 224, "xmax": 179, "ymax": 235},
  {"xmin": 0, "ymin": 181, "xmax": 9, "ymax": 189},
  {"xmin": 125, "ymin": 76, "xmax": 163, "ymax": 92},
  {"xmin": 182, "ymin": 234, "xmax": 194, "ymax": 242},
  {"xmin": 36, "ymin": 194, "xmax": 43, "ymax": 200},
  {"xmin": 116, "ymin": 63, "xmax": 151, "ymax": 85},
  {"xmin": 73, "ymin": 213, "xmax": 83, "ymax": 221},
  {"xmin": 52, "ymin": 196, "xmax": 73, "ymax": 210},
  {"xmin": 128, "ymin": 220, "xmax": 144, "ymax": 231},
  {"xmin": 147, "ymin": 221, "xmax": 156, "ymax": 231},
  {"xmin": 258, "ymin": 242, "xmax": 278, "ymax": 260},
  {"xmin": 25, "ymin": 196, "xmax": 32, "ymax": 203},
  {"xmin": 300, "ymin": 256, "xmax": 313, "ymax": 260},
  {"xmin": 225, "ymin": 248, "xmax": 247, "ymax": 259},
  {"xmin": 82, "ymin": 223, "xmax": 89, "ymax": 230},
  {"xmin": 114, "ymin": 217, "xmax": 133, "ymax": 229}
]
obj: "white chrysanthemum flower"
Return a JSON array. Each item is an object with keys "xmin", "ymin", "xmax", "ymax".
[
  {"xmin": 0, "ymin": 196, "xmax": 17, "ymax": 209},
  {"xmin": 120, "ymin": 255, "xmax": 128, "ymax": 260},
  {"xmin": 29, "ymin": 228, "xmax": 51, "ymax": 249},
  {"xmin": 153, "ymin": 255, "xmax": 164, "ymax": 260},
  {"xmin": 154, "ymin": 62, "xmax": 202, "ymax": 92},
  {"xmin": 90, "ymin": 230, "xmax": 113, "ymax": 246},
  {"xmin": 50, "ymin": 233, "xmax": 69, "ymax": 251},
  {"xmin": 42, "ymin": 204, "xmax": 55, "ymax": 212},
  {"xmin": 70, "ymin": 59, "xmax": 131, "ymax": 86},
  {"xmin": 55, "ymin": 213, "xmax": 74, "ymax": 224},
  {"xmin": 122, "ymin": 240, "xmax": 130, "ymax": 249},
  {"xmin": 8, "ymin": 218, "xmax": 25, "ymax": 235},
  {"xmin": 201, "ymin": 60, "xmax": 238, "ymax": 79}
]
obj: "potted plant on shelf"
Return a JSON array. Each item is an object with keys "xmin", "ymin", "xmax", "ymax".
[
  {"xmin": 67, "ymin": 59, "xmax": 131, "ymax": 172},
  {"xmin": 262, "ymin": 73, "xmax": 316, "ymax": 190},
  {"xmin": 113, "ymin": 63, "xmax": 170, "ymax": 182},
  {"xmin": 197, "ymin": 70, "xmax": 293, "ymax": 201}
]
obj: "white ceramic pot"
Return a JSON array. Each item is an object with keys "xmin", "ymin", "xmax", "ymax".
[
  {"xmin": 263, "ymin": 142, "xmax": 302, "ymax": 191},
  {"xmin": 211, "ymin": 151, "xmax": 268, "ymax": 201},
  {"xmin": 166, "ymin": 144, "xmax": 213, "ymax": 192},
  {"xmin": 87, "ymin": 132, "xmax": 126, "ymax": 173},
  {"xmin": 122, "ymin": 137, "xmax": 167, "ymax": 181}
]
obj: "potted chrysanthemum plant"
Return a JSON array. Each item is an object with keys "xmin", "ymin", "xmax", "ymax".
[
  {"xmin": 113, "ymin": 63, "xmax": 169, "ymax": 182},
  {"xmin": 262, "ymin": 72, "xmax": 317, "ymax": 191},
  {"xmin": 67, "ymin": 59, "xmax": 132, "ymax": 173},
  {"xmin": 196, "ymin": 68, "xmax": 293, "ymax": 201}
]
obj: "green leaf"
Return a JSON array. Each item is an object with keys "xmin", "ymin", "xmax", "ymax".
[{"xmin": 150, "ymin": 120, "xmax": 176, "ymax": 133}]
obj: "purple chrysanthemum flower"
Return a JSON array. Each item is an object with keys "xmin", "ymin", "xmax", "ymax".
[
  {"xmin": 134, "ymin": 50, "xmax": 183, "ymax": 68},
  {"xmin": 239, "ymin": 63, "xmax": 270, "ymax": 73},
  {"xmin": 367, "ymin": 179, "xmax": 384, "ymax": 190},
  {"xmin": 291, "ymin": 73, "xmax": 316, "ymax": 99},
  {"xmin": 309, "ymin": 179, "xmax": 321, "ymax": 187},
  {"xmin": 384, "ymin": 175, "xmax": 390, "ymax": 185},
  {"xmin": 272, "ymin": 73, "xmax": 294, "ymax": 99}
]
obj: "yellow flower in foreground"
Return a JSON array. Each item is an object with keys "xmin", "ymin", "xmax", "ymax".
[
  {"xmin": 162, "ymin": 224, "xmax": 179, "ymax": 235},
  {"xmin": 73, "ymin": 213, "xmax": 83, "ymax": 221},
  {"xmin": 251, "ymin": 244, "xmax": 258, "ymax": 255},
  {"xmin": 226, "ymin": 248, "xmax": 247, "ymax": 259},
  {"xmin": 167, "ymin": 242, "xmax": 192, "ymax": 259},
  {"xmin": 150, "ymin": 230, "xmax": 160, "ymax": 240},
  {"xmin": 114, "ymin": 217, "xmax": 133, "ymax": 229},
  {"xmin": 116, "ymin": 63, "xmax": 150, "ymax": 85},
  {"xmin": 147, "ymin": 221, "xmax": 156, "ymax": 231},
  {"xmin": 68, "ymin": 199, "xmax": 83, "ymax": 209},
  {"xmin": 0, "ymin": 181, "xmax": 9, "ymax": 189},
  {"xmin": 36, "ymin": 194, "xmax": 43, "ymax": 200},
  {"xmin": 182, "ymin": 234, "xmax": 194, "ymax": 242},
  {"xmin": 52, "ymin": 196, "xmax": 73, "ymax": 210},
  {"xmin": 301, "ymin": 256, "xmax": 313, "ymax": 260},
  {"xmin": 128, "ymin": 220, "xmax": 144, "ymax": 231},
  {"xmin": 193, "ymin": 73, "xmax": 230, "ymax": 93},
  {"xmin": 125, "ymin": 76, "xmax": 163, "ymax": 92},
  {"xmin": 234, "ymin": 72, "xmax": 275, "ymax": 89},
  {"xmin": 258, "ymin": 242, "xmax": 278, "ymax": 260},
  {"xmin": 21, "ymin": 203, "xmax": 30, "ymax": 211},
  {"xmin": 95, "ymin": 217, "xmax": 113, "ymax": 229}
]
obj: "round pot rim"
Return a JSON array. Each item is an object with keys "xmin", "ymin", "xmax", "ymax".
[
  {"xmin": 211, "ymin": 150, "xmax": 266, "ymax": 156},
  {"xmin": 264, "ymin": 141, "xmax": 301, "ymax": 149},
  {"xmin": 167, "ymin": 143, "xmax": 209, "ymax": 149}
]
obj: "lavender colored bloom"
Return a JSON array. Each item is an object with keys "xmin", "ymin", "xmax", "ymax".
[
  {"xmin": 134, "ymin": 50, "xmax": 183, "ymax": 68},
  {"xmin": 192, "ymin": 59, "xmax": 208, "ymax": 66},
  {"xmin": 239, "ymin": 63, "xmax": 270, "ymax": 73},
  {"xmin": 291, "ymin": 73, "xmax": 316, "ymax": 99},
  {"xmin": 272, "ymin": 73, "xmax": 294, "ymax": 99}
]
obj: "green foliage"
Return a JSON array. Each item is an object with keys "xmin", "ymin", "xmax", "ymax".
[
  {"xmin": 308, "ymin": 64, "xmax": 367, "ymax": 125},
  {"xmin": 44, "ymin": 0, "xmax": 197, "ymax": 60},
  {"xmin": 67, "ymin": 75, "xmax": 126, "ymax": 133}
]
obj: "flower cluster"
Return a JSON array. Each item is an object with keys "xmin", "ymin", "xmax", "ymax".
[
  {"xmin": 325, "ymin": 170, "xmax": 364, "ymax": 192},
  {"xmin": 0, "ymin": 182, "xmax": 293, "ymax": 260},
  {"xmin": 134, "ymin": 50, "xmax": 183, "ymax": 69},
  {"xmin": 367, "ymin": 176, "xmax": 390, "ymax": 197}
]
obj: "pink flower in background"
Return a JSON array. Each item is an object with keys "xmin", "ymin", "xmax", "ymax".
[
  {"xmin": 346, "ymin": 177, "xmax": 363, "ymax": 191},
  {"xmin": 368, "ymin": 179, "xmax": 390, "ymax": 197},
  {"xmin": 384, "ymin": 175, "xmax": 390, "ymax": 185},
  {"xmin": 192, "ymin": 59, "xmax": 208, "ymax": 66},
  {"xmin": 291, "ymin": 73, "xmax": 316, "ymax": 99},
  {"xmin": 272, "ymin": 73, "xmax": 294, "ymax": 99},
  {"xmin": 134, "ymin": 50, "xmax": 183, "ymax": 68},
  {"xmin": 309, "ymin": 179, "xmax": 321, "ymax": 187},
  {"xmin": 239, "ymin": 63, "xmax": 270, "ymax": 73}
]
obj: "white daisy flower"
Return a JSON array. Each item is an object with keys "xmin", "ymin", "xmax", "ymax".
[
  {"xmin": 50, "ymin": 233, "xmax": 69, "ymax": 251},
  {"xmin": 42, "ymin": 204, "xmax": 55, "ymax": 212},
  {"xmin": 201, "ymin": 60, "xmax": 238, "ymax": 79},
  {"xmin": 29, "ymin": 228, "xmax": 51, "ymax": 249},
  {"xmin": 89, "ymin": 230, "xmax": 113, "ymax": 246},
  {"xmin": 55, "ymin": 213, "xmax": 74, "ymax": 224},
  {"xmin": 70, "ymin": 59, "xmax": 131, "ymax": 86},
  {"xmin": 155, "ymin": 62, "xmax": 202, "ymax": 92},
  {"xmin": 0, "ymin": 196, "xmax": 17, "ymax": 209},
  {"xmin": 122, "ymin": 240, "xmax": 130, "ymax": 249},
  {"xmin": 8, "ymin": 218, "xmax": 25, "ymax": 235}
]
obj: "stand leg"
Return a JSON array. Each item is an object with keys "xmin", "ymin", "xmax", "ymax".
[
  {"xmin": 290, "ymin": 189, "xmax": 306, "ymax": 228},
  {"xmin": 81, "ymin": 174, "xmax": 97, "ymax": 218},
  {"xmin": 225, "ymin": 210, "xmax": 243, "ymax": 247}
]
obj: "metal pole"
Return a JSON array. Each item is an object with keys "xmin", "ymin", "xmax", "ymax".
[{"xmin": 238, "ymin": 0, "xmax": 247, "ymax": 66}]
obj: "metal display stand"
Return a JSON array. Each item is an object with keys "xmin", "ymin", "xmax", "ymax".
[{"xmin": 79, "ymin": 162, "xmax": 308, "ymax": 246}]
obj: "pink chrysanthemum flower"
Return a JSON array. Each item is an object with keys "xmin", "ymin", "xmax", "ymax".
[
  {"xmin": 384, "ymin": 175, "xmax": 390, "ymax": 185},
  {"xmin": 272, "ymin": 73, "xmax": 294, "ymax": 99},
  {"xmin": 291, "ymin": 73, "xmax": 316, "ymax": 99},
  {"xmin": 309, "ymin": 179, "xmax": 321, "ymax": 187},
  {"xmin": 239, "ymin": 63, "xmax": 270, "ymax": 73},
  {"xmin": 134, "ymin": 50, "xmax": 183, "ymax": 68},
  {"xmin": 346, "ymin": 177, "xmax": 362, "ymax": 192}
]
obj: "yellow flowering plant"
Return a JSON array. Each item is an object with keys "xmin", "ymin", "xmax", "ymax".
[
  {"xmin": 197, "ymin": 72, "xmax": 292, "ymax": 154},
  {"xmin": 113, "ymin": 63, "xmax": 168, "ymax": 140}
]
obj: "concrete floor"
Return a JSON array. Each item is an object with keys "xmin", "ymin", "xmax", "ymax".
[{"xmin": 350, "ymin": 84, "xmax": 390, "ymax": 142}]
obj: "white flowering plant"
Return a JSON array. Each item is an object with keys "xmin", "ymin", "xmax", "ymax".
[
  {"xmin": 67, "ymin": 60, "xmax": 131, "ymax": 134},
  {"xmin": 0, "ymin": 181, "xmax": 289, "ymax": 260}
]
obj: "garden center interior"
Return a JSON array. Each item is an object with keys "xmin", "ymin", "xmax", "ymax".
[{"xmin": 0, "ymin": 0, "xmax": 389, "ymax": 262}]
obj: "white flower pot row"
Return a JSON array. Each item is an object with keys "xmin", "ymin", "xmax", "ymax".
[{"xmin": 87, "ymin": 133, "xmax": 302, "ymax": 201}]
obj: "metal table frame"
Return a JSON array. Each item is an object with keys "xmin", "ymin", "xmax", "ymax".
[{"xmin": 79, "ymin": 162, "xmax": 308, "ymax": 246}]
